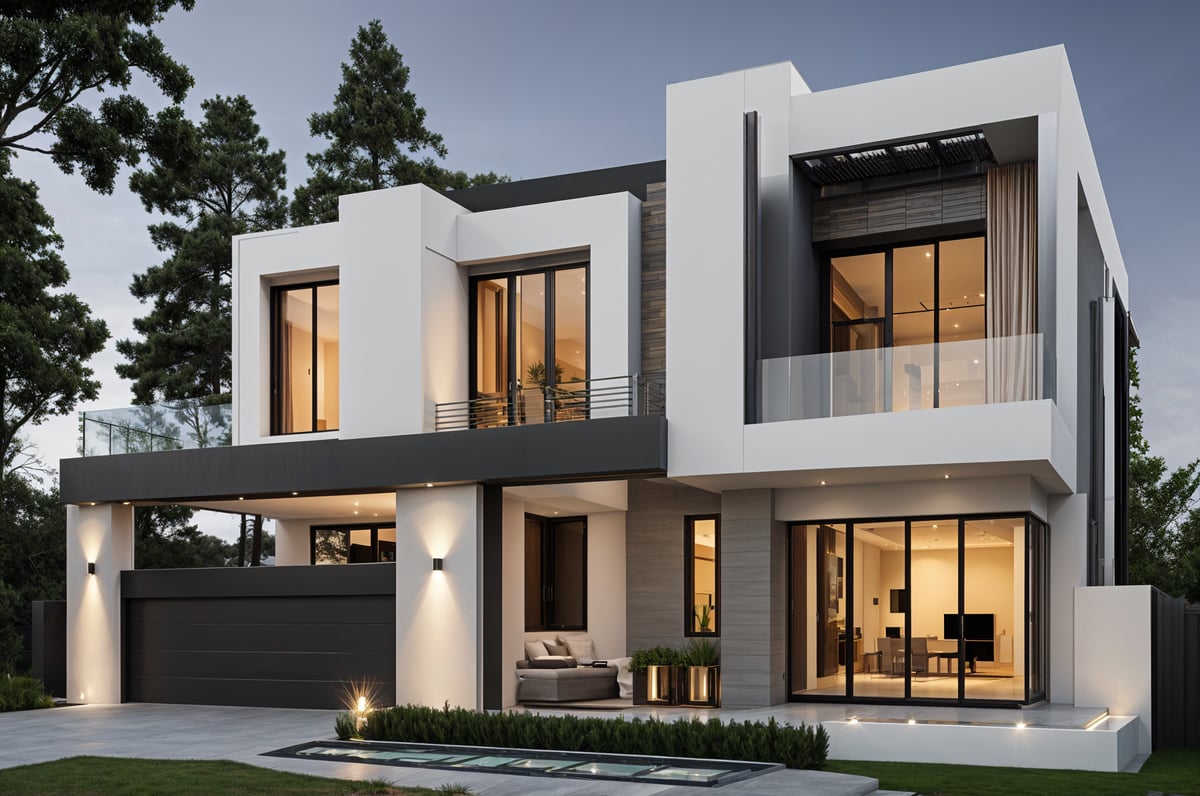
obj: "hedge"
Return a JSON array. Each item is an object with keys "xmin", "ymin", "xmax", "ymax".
[{"xmin": 341, "ymin": 703, "xmax": 828, "ymax": 770}]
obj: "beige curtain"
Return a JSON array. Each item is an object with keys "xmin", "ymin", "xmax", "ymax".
[{"xmin": 986, "ymin": 162, "xmax": 1038, "ymax": 403}]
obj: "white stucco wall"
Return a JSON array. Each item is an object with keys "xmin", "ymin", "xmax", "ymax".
[
  {"xmin": 1075, "ymin": 586, "xmax": 1152, "ymax": 754},
  {"xmin": 66, "ymin": 503, "xmax": 133, "ymax": 704},
  {"xmin": 394, "ymin": 485, "xmax": 482, "ymax": 709},
  {"xmin": 456, "ymin": 192, "xmax": 643, "ymax": 393}
]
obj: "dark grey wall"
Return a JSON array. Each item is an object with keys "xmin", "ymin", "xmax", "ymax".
[
  {"xmin": 122, "ymin": 564, "xmax": 395, "ymax": 709},
  {"xmin": 62, "ymin": 415, "xmax": 667, "ymax": 504},
  {"xmin": 446, "ymin": 161, "xmax": 666, "ymax": 212},
  {"xmin": 626, "ymin": 480, "xmax": 721, "ymax": 654},
  {"xmin": 1077, "ymin": 201, "xmax": 1105, "ymax": 583}
]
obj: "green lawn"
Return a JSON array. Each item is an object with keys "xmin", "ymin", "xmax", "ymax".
[
  {"xmin": 828, "ymin": 748, "xmax": 1200, "ymax": 795},
  {"xmin": 0, "ymin": 757, "xmax": 471, "ymax": 795}
]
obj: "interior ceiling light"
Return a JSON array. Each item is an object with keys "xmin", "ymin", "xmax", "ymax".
[{"xmin": 425, "ymin": 483, "xmax": 433, "ymax": 488}]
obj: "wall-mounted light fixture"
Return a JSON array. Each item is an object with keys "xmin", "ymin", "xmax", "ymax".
[
  {"xmin": 432, "ymin": 557, "xmax": 444, "ymax": 571},
  {"xmin": 87, "ymin": 562, "xmax": 96, "ymax": 575}
]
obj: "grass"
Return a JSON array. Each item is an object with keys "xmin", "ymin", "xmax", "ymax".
[
  {"xmin": 828, "ymin": 748, "xmax": 1200, "ymax": 795},
  {"xmin": 0, "ymin": 757, "xmax": 474, "ymax": 796}
]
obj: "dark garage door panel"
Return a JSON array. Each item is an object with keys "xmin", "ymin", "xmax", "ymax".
[{"xmin": 123, "ymin": 569, "xmax": 395, "ymax": 709}]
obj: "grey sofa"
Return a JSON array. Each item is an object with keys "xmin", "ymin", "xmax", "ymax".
[{"xmin": 515, "ymin": 659, "xmax": 618, "ymax": 702}]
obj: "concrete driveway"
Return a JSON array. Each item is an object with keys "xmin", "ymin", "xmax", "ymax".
[{"xmin": 0, "ymin": 703, "xmax": 888, "ymax": 795}]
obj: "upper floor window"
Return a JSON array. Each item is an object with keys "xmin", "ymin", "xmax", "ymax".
[
  {"xmin": 472, "ymin": 264, "xmax": 588, "ymax": 427},
  {"xmin": 272, "ymin": 281, "xmax": 339, "ymax": 434},
  {"xmin": 829, "ymin": 236, "xmax": 985, "ymax": 411}
]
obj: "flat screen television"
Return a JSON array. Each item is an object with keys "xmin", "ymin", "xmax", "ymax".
[{"xmin": 944, "ymin": 613, "xmax": 995, "ymax": 640}]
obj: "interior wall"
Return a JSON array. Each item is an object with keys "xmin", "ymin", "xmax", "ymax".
[{"xmin": 875, "ymin": 546, "xmax": 1014, "ymax": 642}]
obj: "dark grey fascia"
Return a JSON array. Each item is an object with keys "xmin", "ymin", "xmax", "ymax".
[
  {"xmin": 444, "ymin": 161, "xmax": 666, "ymax": 212},
  {"xmin": 61, "ymin": 415, "xmax": 667, "ymax": 505}
]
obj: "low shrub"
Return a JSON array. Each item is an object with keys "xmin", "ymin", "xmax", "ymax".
[
  {"xmin": 628, "ymin": 645, "xmax": 684, "ymax": 672},
  {"xmin": 334, "ymin": 711, "xmax": 360, "ymax": 740},
  {"xmin": 0, "ymin": 674, "xmax": 54, "ymax": 712},
  {"xmin": 356, "ymin": 703, "xmax": 828, "ymax": 770}
]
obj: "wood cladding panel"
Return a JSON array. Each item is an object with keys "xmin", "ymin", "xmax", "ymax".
[
  {"xmin": 640, "ymin": 182, "xmax": 666, "ymax": 387},
  {"xmin": 813, "ymin": 176, "xmax": 985, "ymax": 242},
  {"xmin": 626, "ymin": 480, "xmax": 720, "ymax": 654}
]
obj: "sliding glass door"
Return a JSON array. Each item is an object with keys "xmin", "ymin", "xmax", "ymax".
[
  {"xmin": 472, "ymin": 265, "xmax": 587, "ymax": 427},
  {"xmin": 789, "ymin": 514, "xmax": 1046, "ymax": 705}
]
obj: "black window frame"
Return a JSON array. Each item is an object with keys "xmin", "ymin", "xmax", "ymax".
[
  {"xmin": 309, "ymin": 522, "xmax": 397, "ymax": 565},
  {"xmin": 786, "ymin": 510, "xmax": 1048, "ymax": 708},
  {"xmin": 270, "ymin": 278, "xmax": 339, "ymax": 436},
  {"xmin": 468, "ymin": 262, "xmax": 591, "ymax": 427},
  {"xmin": 684, "ymin": 514, "xmax": 721, "ymax": 637},
  {"xmin": 524, "ymin": 513, "xmax": 588, "ymax": 632}
]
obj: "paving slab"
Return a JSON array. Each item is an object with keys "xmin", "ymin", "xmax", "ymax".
[{"xmin": 0, "ymin": 703, "xmax": 879, "ymax": 794}]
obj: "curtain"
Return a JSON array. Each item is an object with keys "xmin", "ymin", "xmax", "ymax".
[{"xmin": 986, "ymin": 162, "xmax": 1038, "ymax": 403}]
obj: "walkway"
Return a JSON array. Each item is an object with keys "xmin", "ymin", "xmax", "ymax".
[{"xmin": 0, "ymin": 703, "xmax": 894, "ymax": 795}]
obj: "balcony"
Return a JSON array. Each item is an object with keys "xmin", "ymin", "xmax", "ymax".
[
  {"xmin": 760, "ymin": 334, "xmax": 1053, "ymax": 423},
  {"xmin": 435, "ymin": 374, "xmax": 664, "ymax": 432},
  {"xmin": 80, "ymin": 398, "xmax": 232, "ymax": 456}
]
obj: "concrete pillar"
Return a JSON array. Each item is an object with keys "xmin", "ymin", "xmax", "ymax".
[
  {"xmin": 66, "ymin": 503, "xmax": 134, "ymax": 704},
  {"xmin": 1048, "ymin": 492, "xmax": 1087, "ymax": 705},
  {"xmin": 719, "ymin": 488, "xmax": 787, "ymax": 706},
  {"xmin": 394, "ymin": 485, "xmax": 482, "ymax": 709},
  {"xmin": 274, "ymin": 519, "xmax": 311, "ymax": 566}
]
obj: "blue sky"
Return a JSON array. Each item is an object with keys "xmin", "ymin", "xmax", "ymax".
[{"xmin": 15, "ymin": 0, "xmax": 1199, "ymax": 537}]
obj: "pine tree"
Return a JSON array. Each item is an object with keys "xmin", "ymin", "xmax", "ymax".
[
  {"xmin": 1128, "ymin": 352, "xmax": 1200, "ymax": 600},
  {"xmin": 0, "ymin": 150, "xmax": 108, "ymax": 472},
  {"xmin": 116, "ymin": 95, "xmax": 288, "ymax": 404},
  {"xmin": 290, "ymin": 19, "xmax": 504, "ymax": 225},
  {"xmin": 0, "ymin": 1, "xmax": 194, "ymax": 193}
]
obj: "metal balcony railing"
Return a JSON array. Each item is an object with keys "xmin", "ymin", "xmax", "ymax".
[
  {"xmin": 80, "ymin": 398, "xmax": 232, "ymax": 456},
  {"xmin": 759, "ymin": 333, "xmax": 1054, "ymax": 422},
  {"xmin": 435, "ymin": 374, "xmax": 665, "ymax": 431}
]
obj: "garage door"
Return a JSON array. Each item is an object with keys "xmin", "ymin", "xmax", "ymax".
[{"xmin": 123, "ymin": 564, "xmax": 395, "ymax": 709}]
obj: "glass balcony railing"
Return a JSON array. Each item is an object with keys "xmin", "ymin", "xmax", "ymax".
[
  {"xmin": 80, "ymin": 398, "xmax": 232, "ymax": 456},
  {"xmin": 759, "ymin": 333, "xmax": 1053, "ymax": 423}
]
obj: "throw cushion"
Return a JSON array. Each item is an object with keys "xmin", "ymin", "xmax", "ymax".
[
  {"xmin": 563, "ymin": 637, "xmax": 596, "ymax": 665},
  {"xmin": 545, "ymin": 642, "xmax": 570, "ymax": 656},
  {"xmin": 524, "ymin": 640, "xmax": 550, "ymax": 661}
]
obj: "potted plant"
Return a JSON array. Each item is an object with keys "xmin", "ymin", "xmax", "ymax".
[
  {"xmin": 679, "ymin": 637, "xmax": 721, "ymax": 707},
  {"xmin": 693, "ymin": 604, "xmax": 713, "ymax": 633},
  {"xmin": 629, "ymin": 645, "xmax": 682, "ymax": 705}
]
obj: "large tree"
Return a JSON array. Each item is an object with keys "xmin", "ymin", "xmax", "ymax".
[
  {"xmin": 0, "ymin": 1, "xmax": 194, "ymax": 193},
  {"xmin": 290, "ymin": 19, "xmax": 504, "ymax": 226},
  {"xmin": 0, "ymin": 150, "xmax": 108, "ymax": 473},
  {"xmin": 1128, "ymin": 353, "xmax": 1200, "ymax": 601},
  {"xmin": 116, "ymin": 94, "xmax": 288, "ymax": 403}
]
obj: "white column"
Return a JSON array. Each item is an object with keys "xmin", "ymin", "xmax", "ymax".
[
  {"xmin": 274, "ymin": 519, "xmax": 311, "ymax": 566},
  {"xmin": 394, "ymin": 485, "xmax": 482, "ymax": 709},
  {"xmin": 66, "ymin": 503, "xmax": 133, "ymax": 704}
]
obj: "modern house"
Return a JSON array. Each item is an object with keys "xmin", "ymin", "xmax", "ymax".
[{"xmin": 62, "ymin": 46, "xmax": 1150, "ymax": 770}]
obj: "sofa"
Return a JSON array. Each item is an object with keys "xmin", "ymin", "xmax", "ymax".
[{"xmin": 514, "ymin": 634, "xmax": 631, "ymax": 703}]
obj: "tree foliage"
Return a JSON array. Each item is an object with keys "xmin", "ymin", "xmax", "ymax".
[
  {"xmin": 116, "ymin": 94, "xmax": 287, "ymax": 403},
  {"xmin": 0, "ymin": 472, "xmax": 65, "ymax": 672},
  {"xmin": 0, "ymin": 1, "xmax": 194, "ymax": 193},
  {"xmin": 290, "ymin": 19, "xmax": 505, "ymax": 225},
  {"xmin": 1128, "ymin": 352, "xmax": 1200, "ymax": 601},
  {"xmin": 0, "ymin": 150, "xmax": 108, "ymax": 472}
]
